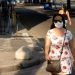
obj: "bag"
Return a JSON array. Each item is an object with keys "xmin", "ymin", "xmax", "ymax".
[{"xmin": 46, "ymin": 60, "xmax": 61, "ymax": 73}]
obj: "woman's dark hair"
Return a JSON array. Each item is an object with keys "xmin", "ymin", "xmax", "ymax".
[{"xmin": 50, "ymin": 14, "xmax": 66, "ymax": 29}]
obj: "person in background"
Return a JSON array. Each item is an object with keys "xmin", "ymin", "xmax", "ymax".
[
  {"xmin": 45, "ymin": 14, "xmax": 74, "ymax": 75},
  {"xmin": 59, "ymin": 5, "xmax": 72, "ymax": 26}
]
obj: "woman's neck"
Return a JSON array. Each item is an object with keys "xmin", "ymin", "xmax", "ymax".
[{"xmin": 54, "ymin": 28, "xmax": 65, "ymax": 31}]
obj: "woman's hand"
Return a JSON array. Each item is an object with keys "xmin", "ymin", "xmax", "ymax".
[{"xmin": 45, "ymin": 54, "xmax": 50, "ymax": 61}]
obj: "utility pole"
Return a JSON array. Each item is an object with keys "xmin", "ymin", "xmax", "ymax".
[{"xmin": 67, "ymin": 0, "xmax": 71, "ymax": 10}]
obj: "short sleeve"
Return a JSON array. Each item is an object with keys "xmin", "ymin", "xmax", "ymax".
[
  {"xmin": 46, "ymin": 30, "xmax": 52, "ymax": 39},
  {"xmin": 67, "ymin": 30, "xmax": 73, "ymax": 40}
]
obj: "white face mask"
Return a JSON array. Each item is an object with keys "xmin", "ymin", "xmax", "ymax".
[{"xmin": 54, "ymin": 22, "xmax": 63, "ymax": 28}]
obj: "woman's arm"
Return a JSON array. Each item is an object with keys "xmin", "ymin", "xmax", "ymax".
[
  {"xmin": 45, "ymin": 35, "xmax": 51, "ymax": 61},
  {"xmin": 66, "ymin": 11, "xmax": 72, "ymax": 25}
]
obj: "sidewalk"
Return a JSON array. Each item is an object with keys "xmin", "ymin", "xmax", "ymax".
[
  {"xmin": 0, "ymin": 30, "xmax": 51, "ymax": 75},
  {"xmin": 0, "ymin": 29, "xmax": 45, "ymax": 73},
  {"xmin": 1, "ymin": 62, "xmax": 52, "ymax": 75}
]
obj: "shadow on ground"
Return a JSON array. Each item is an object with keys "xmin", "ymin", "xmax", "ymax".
[
  {"xmin": 14, "ymin": 38, "xmax": 49, "ymax": 75},
  {"xmin": 15, "ymin": 63, "xmax": 48, "ymax": 75},
  {"xmin": 0, "ymin": 8, "xmax": 50, "ymax": 35},
  {"xmin": 16, "ymin": 8, "xmax": 50, "ymax": 31}
]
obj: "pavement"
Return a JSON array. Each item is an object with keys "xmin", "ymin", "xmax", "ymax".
[
  {"xmin": 0, "ymin": 12, "xmax": 75, "ymax": 75},
  {"xmin": 0, "ymin": 29, "xmax": 45, "ymax": 72},
  {"xmin": 0, "ymin": 26, "xmax": 47, "ymax": 72}
]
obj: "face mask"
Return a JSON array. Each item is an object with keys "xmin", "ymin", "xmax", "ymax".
[{"xmin": 54, "ymin": 22, "xmax": 63, "ymax": 28}]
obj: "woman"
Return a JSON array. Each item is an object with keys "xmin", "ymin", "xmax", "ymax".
[
  {"xmin": 59, "ymin": 5, "xmax": 71, "ymax": 26},
  {"xmin": 45, "ymin": 14, "xmax": 74, "ymax": 75}
]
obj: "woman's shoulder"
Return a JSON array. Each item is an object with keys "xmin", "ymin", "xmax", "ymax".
[
  {"xmin": 59, "ymin": 9, "xmax": 63, "ymax": 14},
  {"xmin": 66, "ymin": 10, "xmax": 69, "ymax": 14},
  {"xmin": 66, "ymin": 30, "xmax": 73, "ymax": 35},
  {"xmin": 47, "ymin": 29, "xmax": 54, "ymax": 32},
  {"xmin": 46, "ymin": 29, "xmax": 54, "ymax": 39},
  {"xmin": 67, "ymin": 30, "xmax": 72, "ymax": 33},
  {"xmin": 47, "ymin": 29, "xmax": 54, "ymax": 35},
  {"xmin": 66, "ymin": 30, "xmax": 73, "ymax": 40}
]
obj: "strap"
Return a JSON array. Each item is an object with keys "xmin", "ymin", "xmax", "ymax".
[{"xmin": 60, "ymin": 29, "xmax": 67, "ymax": 57}]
